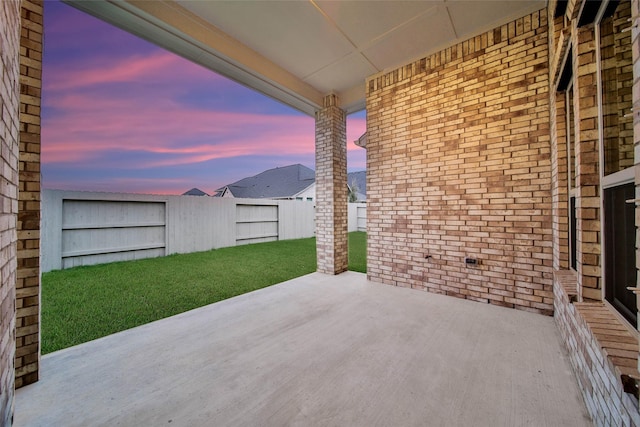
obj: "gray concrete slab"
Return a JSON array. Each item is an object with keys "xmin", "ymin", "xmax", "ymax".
[{"xmin": 15, "ymin": 272, "xmax": 592, "ymax": 426}]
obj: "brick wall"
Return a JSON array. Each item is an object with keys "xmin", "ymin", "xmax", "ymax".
[
  {"xmin": 548, "ymin": 0, "xmax": 607, "ymax": 304},
  {"xmin": 366, "ymin": 10, "xmax": 552, "ymax": 314},
  {"xmin": 633, "ymin": 0, "xmax": 640, "ymax": 399},
  {"xmin": 554, "ymin": 276, "xmax": 640, "ymax": 426},
  {"xmin": 550, "ymin": 76, "xmax": 569, "ymax": 272},
  {"xmin": 16, "ymin": 0, "xmax": 42, "ymax": 388},
  {"xmin": 549, "ymin": 5, "xmax": 570, "ymax": 272},
  {"xmin": 315, "ymin": 94, "xmax": 348, "ymax": 275},
  {"xmin": 573, "ymin": 23, "xmax": 603, "ymax": 301},
  {"xmin": 550, "ymin": 0, "xmax": 640, "ymax": 422},
  {"xmin": 0, "ymin": 0, "xmax": 22, "ymax": 424}
]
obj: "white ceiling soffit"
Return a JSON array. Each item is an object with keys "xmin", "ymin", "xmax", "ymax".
[{"xmin": 65, "ymin": 0, "xmax": 545, "ymax": 116}]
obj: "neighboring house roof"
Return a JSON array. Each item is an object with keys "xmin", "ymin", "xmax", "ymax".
[
  {"xmin": 214, "ymin": 165, "xmax": 367, "ymax": 200},
  {"xmin": 183, "ymin": 188, "xmax": 209, "ymax": 196},
  {"xmin": 216, "ymin": 164, "xmax": 315, "ymax": 199}
]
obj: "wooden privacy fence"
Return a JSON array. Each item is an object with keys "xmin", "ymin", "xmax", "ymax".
[
  {"xmin": 356, "ymin": 204, "xmax": 366, "ymax": 232},
  {"xmin": 60, "ymin": 198, "xmax": 167, "ymax": 268},
  {"xmin": 42, "ymin": 190, "xmax": 366, "ymax": 272}
]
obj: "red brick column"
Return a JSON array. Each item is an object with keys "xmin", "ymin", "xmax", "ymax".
[
  {"xmin": 315, "ymin": 94, "xmax": 348, "ymax": 274},
  {"xmin": 549, "ymin": 9, "xmax": 570, "ymax": 272},
  {"xmin": 572, "ymin": 24, "xmax": 602, "ymax": 301},
  {"xmin": 16, "ymin": 0, "xmax": 43, "ymax": 388},
  {"xmin": 550, "ymin": 86, "xmax": 570, "ymax": 271},
  {"xmin": 0, "ymin": 1, "xmax": 21, "ymax": 424}
]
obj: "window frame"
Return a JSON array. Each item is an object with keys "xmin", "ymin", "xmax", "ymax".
[
  {"xmin": 565, "ymin": 78, "xmax": 578, "ymax": 271},
  {"xmin": 596, "ymin": 0, "xmax": 634, "ymax": 187},
  {"xmin": 595, "ymin": 0, "xmax": 637, "ymax": 326}
]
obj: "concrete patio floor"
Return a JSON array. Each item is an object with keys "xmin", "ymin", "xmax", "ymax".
[{"xmin": 15, "ymin": 271, "xmax": 592, "ymax": 426}]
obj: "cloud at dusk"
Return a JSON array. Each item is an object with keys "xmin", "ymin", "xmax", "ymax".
[{"xmin": 42, "ymin": 1, "xmax": 366, "ymax": 195}]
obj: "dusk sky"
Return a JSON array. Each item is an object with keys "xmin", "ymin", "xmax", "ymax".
[{"xmin": 42, "ymin": 1, "xmax": 366, "ymax": 195}]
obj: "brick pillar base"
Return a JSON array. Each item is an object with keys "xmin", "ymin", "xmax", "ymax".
[
  {"xmin": 315, "ymin": 94, "xmax": 348, "ymax": 274},
  {"xmin": 0, "ymin": 1, "xmax": 21, "ymax": 424},
  {"xmin": 16, "ymin": 0, "xmax": 43, "ymax": 388}
]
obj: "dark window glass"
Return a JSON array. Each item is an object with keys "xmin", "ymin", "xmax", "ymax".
[
  {"xmin": 570, "ymin": 196, "xmax": 577, "ymax": 271},
  {"xmin": 599, "ymin": 1, "xmax": 633, "ymax": 176},
  {"xmin": 604, "ymin": 183, "xmax": 637, "ymax": 325}
]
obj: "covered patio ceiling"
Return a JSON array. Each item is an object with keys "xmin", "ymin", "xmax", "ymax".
[{"xmin": 65, "ymin": 0, "xmax": 545, "ymax": 115}]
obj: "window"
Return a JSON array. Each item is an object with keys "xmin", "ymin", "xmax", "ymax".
[
  {"xmin": 604, "ymin": 183, "xmax": 636, "ymax": 323},
  {"xmin": 599, "ymin": 2, "xmax": 634, "ymax": 178},
  {"xmin": 558, "ymin": 42, "xmax": 576, "ymax": 271},
  {"xmin": 566, "ymin": 80, "xmax": 577, "ymax": 271},
  {"xmin": 596, "ymin": 0, "xmax": 637, "ymax": 325}
]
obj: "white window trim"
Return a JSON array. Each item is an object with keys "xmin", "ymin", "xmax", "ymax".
[
  {"xmin": 595, "ymin": 0, "xmax": 636, "ymax": 326},
  {"xmin": 602, "ymin": 167, "xmax": 634, "ymax": 189}
]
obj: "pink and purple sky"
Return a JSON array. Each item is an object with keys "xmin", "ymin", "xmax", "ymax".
[{"xmin": 42, "ymin": 1, "xmax": 366, "ymax": 195}]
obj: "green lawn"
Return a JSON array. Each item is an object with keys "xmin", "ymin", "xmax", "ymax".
[
  {"xmin": 347, "ymin": 230, "xmax": 366, "ymax": 273},
  {"xmin": 42, "ymin": 232, "xmax": 366, "ymax": 354}
]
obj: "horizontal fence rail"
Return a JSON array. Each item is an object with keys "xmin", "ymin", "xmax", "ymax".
[
  {"xmin": 43, "ymin": 189, "xmax": 366, "ymax": 272},
  {"xmin": 60, "ymin": 199, "xmax": 167, "ymax": 269}
]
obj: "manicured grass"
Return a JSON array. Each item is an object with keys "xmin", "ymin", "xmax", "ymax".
[
  {"xmin": 42, "ymin": 232, "xmax": 366, "ymax": 354},
  {"xmin": 348, "ymin": 231, "xmax": 367, "ymax": 273}
]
